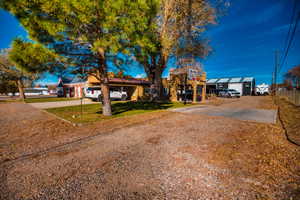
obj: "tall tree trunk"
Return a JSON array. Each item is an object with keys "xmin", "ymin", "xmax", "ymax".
[
  {"xmin": 144, "ymin": 54, "xmax": 166, "ymax": 101},
  {"xmin": 98, "ymin": 48, "xmax": 112, "ymax": 116},
  {"xmin": 154, "ymin": 55, "xmax": 167, "ymax": 100},
  {"xmin": 16, "ymin": 79, "xmax": 26, "ymax": 100},
  {"xmin": 100, "ymin": 81, "xmax": 112, "ymax": 116},
  {"xmin": 154, "ymin": 67, "xmax": 163, "ymax": 99}
]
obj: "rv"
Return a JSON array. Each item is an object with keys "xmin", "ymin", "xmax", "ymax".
[{"xmin": 256, "ymin": 83, "xmax": 269, "ymax": 95}]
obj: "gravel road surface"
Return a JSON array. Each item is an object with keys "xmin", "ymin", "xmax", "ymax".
[{"xmin": 1, "ymin": 97, "xmax": 299, "ymax": 200}]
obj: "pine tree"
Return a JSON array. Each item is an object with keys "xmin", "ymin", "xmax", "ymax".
[{"xmin": 1, "ymin": 0, "xmax": 158, "ymax": 116}]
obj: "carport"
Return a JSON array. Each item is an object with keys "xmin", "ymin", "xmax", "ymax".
[{"xmin": 87, "ymin": 76, "xmax": 151, "ymax": 101}]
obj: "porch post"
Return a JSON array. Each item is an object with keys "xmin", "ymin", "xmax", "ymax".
[
  {"xmin": 170, "ymin": 84, "xmax": 178, "ymax": 102},
  {"xmin": 193, "ymin": 83, "xmax": 197, "ymax": 103},
  {"xmin": 202, "ymin": 84, "xmax": 206, "ymax": 102},
  {"xmin": 131, "ymin": 86, "xmax": 138, "ymax": 101},
  {"xmin": 137, "ymin": 86, "xmax": 144, "ymax": 99}
]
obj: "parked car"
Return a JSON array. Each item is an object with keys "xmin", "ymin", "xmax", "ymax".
[
  {"xmin": 219, "ymin": 89, "xmax": 241, "ymax": 98},
  {"xmin": 85, "ymin": 87, "xmax": 127, "ymax": 102},
  {"xmin": 215, "ymin": 89, "xmax": 226, "ymax": 96},
  {"xmin": 176, "ymin": 89, "xmax": 193, "ymax": 101}
]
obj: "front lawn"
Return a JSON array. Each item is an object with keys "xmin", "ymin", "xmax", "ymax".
[
  {"xmin": 25, "ymin": 97, "xmax": 79, "ymax": 103},
  {"xmin": 46, "ymin": 101, "xmax": 193, "ymax": 123}
]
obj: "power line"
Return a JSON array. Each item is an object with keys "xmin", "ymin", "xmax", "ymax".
[
  {"xmin": 281, "ymin": 0, "xmax": 297, "ymax": 61},
  {"xmin": 279, "ymin": 12, "xmax": 300, "ymax": 73}
]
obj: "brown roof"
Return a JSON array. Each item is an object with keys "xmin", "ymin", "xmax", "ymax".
[{"xmin": 109, "ymin": 78, "xmax": 151, "ymax": 85}]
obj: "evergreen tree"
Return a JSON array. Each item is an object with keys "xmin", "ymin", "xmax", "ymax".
[
  {"xmin": 1, "ymin": 0, "xmax": 159, "ymax": 116},
  {"xmin": 0, "ymin": 46, "xmax": 38, "ymax": 99}
]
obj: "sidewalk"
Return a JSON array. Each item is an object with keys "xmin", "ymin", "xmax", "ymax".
[{"xmin": 28, "ymin": 98, "xmax": 98, "ymax": 109}]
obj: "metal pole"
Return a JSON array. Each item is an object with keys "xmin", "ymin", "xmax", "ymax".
[
  {"xmin": 274, "ymin": 50, "xmax": 279, "ymax": 95},
  {"xmin": 80, "ymin": 90, "xmax": 83, "ymax": 121},
  {"xmin": 80, "ymin": 66, "xmax": 84, "ymax": 121},
  {"xmin": 184, "ymin": 73, "xmax": 187, "ymax": 105}
]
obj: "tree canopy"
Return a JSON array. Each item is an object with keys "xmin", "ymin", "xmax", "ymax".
[
  {"xmin": 1, "ymin": 0, "xmax": 160, "ymax": 115},
  {"xmin": 0, "ymin": 47, "xmax": 36, "ymax": 99},
  {"xmin": 0, "ymin": 38, "xmax": 64, "ymax": 99},
  {"xmin": 131, "ymin": 0, "xmax": 217, "ymax": 98},
  {"xmin": 1, "ymin": 0, "xmax": 221, "ymax": 108},
  {"xmin": 9, "ymin": 38, "xmax": 60, "ymax": 74},
  {"xmin": 285, "ymin": 65, "xmax": 300, "ymax": 89},
  {"xmin": 1, "ymin": 0, "xmax": 158, "ymax": 54},
  {"xmin": 0, "ymin": 49, "xmax": 23, "ymax": 83}
]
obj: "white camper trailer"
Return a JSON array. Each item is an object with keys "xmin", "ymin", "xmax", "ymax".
[{"xmin": 256, "ymin": 83, "xmax": 269, "ymax": 95}]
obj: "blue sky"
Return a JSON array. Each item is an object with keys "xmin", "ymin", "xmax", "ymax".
[
  {"xmin": 1, "ymin": 0, "xmax": 299, "ymax": 85},
  {"xmin": 202, "ymin": 0, "xmax": 300, "ymax": 84}
]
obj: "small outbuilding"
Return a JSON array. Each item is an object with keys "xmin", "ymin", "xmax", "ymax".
[
  {"xmin": 206, "ymin": 77, "xmax": 255, "ymax": 96},
  {"xmin": 57, "ymin": 76, "xmax": 86, "ymax": 98}
]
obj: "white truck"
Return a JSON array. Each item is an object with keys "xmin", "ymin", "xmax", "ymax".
[
  {"xmin": 219, "ymin": 89, "xmax": 241, "ymax": 98},
  {"xmin": 256, "ymin": 83, "xmax": 269, "ymax": 95},
  {"xmin": 85, "ymin": 87, "xmax": 128, "ymax": 102}
]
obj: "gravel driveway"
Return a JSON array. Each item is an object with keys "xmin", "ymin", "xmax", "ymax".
[{"xmin": 1, "ymin": 97, "xmax": 299, "ymax": 200}]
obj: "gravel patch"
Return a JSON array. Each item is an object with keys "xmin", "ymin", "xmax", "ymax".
[{"xmin": 1, "ymin": 97, "xmax": 299, "ymax": 199}]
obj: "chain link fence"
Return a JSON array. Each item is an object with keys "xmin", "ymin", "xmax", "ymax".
[{"xmin": 276, "ymin": 88, "xmax": 300, "ymax": 106}]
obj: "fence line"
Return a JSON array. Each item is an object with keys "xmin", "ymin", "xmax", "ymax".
[{"xmin": 277, "ymin": 89, "xmax": 300, "ymax": 106}]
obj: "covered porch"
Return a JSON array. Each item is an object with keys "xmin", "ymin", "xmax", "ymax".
[{"xmin": 87, "ymin": 76, "xmax": 151, "ymax": 101}]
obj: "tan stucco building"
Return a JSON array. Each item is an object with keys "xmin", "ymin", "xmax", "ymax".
[
  {"xmin": 87, "ymin": 75, "xmax": 150, "ymax": 101},
  {"xmin": 162, "ymin": 66, "xmax": 206, "ymax": 103},
  {"xmin": 61, "ymin": 67, "xmax": 207, "ymax": 103},
  {"xmin": 86, "ymin": 67, "xmax": 207, "ymax": 103}
]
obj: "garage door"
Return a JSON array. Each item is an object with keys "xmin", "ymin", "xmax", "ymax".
[{"xmin": 228, "ymin": 83, "xmax": 243, "ymax": 95}]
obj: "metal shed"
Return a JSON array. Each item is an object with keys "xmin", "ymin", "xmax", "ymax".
[{"xmin": 206, "ymin": 77, "xmax": 255, "ymax": 96}]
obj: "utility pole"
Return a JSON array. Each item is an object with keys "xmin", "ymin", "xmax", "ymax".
[{"xmin": 274, "ymin": 50, "xmax": 280, "ymax": 95}]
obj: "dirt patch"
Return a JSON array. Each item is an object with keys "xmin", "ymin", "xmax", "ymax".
[
  {"xmin": 205, "ymin": 96, "xmax": 277, "ymax": 110},
  {"xmin": 210, "ymin": 122, "xmax": 300, "ymax": 199},
  {"xmin": 205, "ymin": 96, "xmax": 238, "ymax": 106},
  {"xmin": 275, "ymin": 97, "xmax": 300, "ymax": 145},
  {"xmin": 258, "ymin": 95, "xmax": 278, "ymax": 110},
  {"xmin": 146, "ymin": 135, "xmax": 163, "ymax": 145},
  {"xmin": 0, "ymin": 102, "xmax": 172, "ymax": 163}
]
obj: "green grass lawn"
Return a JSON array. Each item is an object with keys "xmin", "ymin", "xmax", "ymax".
[
  {"xmin": 25, "ymin": 97, "xmax": 79, "ymax": 103},
  {"xmin": 46, "ymin": 101, "xmax": 193, "ymax": 123}
]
